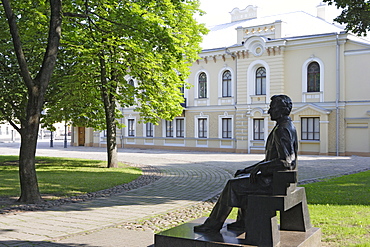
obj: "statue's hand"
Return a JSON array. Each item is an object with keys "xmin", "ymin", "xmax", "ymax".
[
  {"xmin": 234, "ymin": 168, "xmax": 246, "ymax": 177},
  {"xmin": 250, "ymin": 165, "xmax": 260, "ymax": 183}
]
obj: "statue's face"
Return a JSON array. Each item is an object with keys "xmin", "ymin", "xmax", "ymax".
[{"xmin": 268, "ymin": 99, "xmax": 282, "ymax": 121}]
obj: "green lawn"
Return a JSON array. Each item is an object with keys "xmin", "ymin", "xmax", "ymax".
[
  {"xmin": 303, "ymin": 171, "xmax": 370, "ymax": 247},
  {"xmin": 228, "ymin": 170, "xmax": 370, "ymax": 247},
  {"xmin": 0, "ymin": 155, "xmax": 142, "ymax": 198}
]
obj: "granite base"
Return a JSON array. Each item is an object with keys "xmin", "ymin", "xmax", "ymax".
[{"xmin": 155, "ymin": 217, "xmax": 321, "ymax": 247}]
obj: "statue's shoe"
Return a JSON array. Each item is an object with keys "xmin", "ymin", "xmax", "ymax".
[
  {"xmin": 193, "ymin": 223, "xmax": 221, "ymax": 233},
  {"xmin": 227, "ymin": 221, "xmax": 245, "ymax": 231}
]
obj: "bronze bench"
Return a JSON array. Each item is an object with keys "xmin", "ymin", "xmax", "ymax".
[{"xmin": 243, "ymin": 170, "xmax": 312, "ymax": 246}]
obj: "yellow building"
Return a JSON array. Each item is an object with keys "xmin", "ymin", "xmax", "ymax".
[{"xmin": 73, "ymin": 5, "xmax": 370, "ymax": 156}]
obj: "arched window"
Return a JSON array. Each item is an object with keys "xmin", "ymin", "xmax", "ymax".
[
  {"xmin": 128, "ymin": 79, "xmax": 134, "ymax": 87},
  {"xmin": 255, "ymin": 67, "xmax": 266, "ymax": 95},
  {"xmin": 307, "ymin": 62, "xmax": 320, "ymax": 92},
  {"xmin": 222, "ymin": 70, "xmax": 232, "ymax": 97},
  {"xmin": 198, "ymin": 72, "xmax": 207, "ymax": 98}
]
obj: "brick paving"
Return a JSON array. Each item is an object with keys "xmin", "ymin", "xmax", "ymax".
[{"xmin": 0, "ymin": 140, "xmax": 369, "ymax": 246}]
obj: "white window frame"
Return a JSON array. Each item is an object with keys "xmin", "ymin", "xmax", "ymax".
[
  {"xmin": 194, "ymin": 70, "xmax": 210, "ymax": 98},
  {"xmin": 175, "ymin": 118, "xmax": 185, "ymax": 138},
  {"xmin": 253, "ymin": 118, "xmax": 264, "ymax": 140},
  {"xmin": 220, "ymin": 69, "xmax": 232, "ymax": 98},
  {"xmin": 195, "ymin": 113, "xmax": 209, "ymax": 139},
  {"xmin": 247, "ymin": 60, "xmax": 270, "ymax": 104},
  {"xmin": 162, "ymin": 118, "xmax": 186, "ymax": 138},
  {"xmin": 127, "ymin": 119, "xmax": 135, "ymax": 137},
  {"xmin": 198, "ymin": 72, "xmax": 207, "ymax": 98},
  {"xmin": 125, "ymin": 117, "xmax": 136, "ymax": 137},
  {"xmin": 255, "ymin": 67, "xmax": 266, "ymax": 95},
  {"xmin": 165, "ymin": 120, "xmax": 174, "ymax": 137},
  {"xmin": 302, "ymin": 57, "xmax": 324, "ymax": 102},
  {"xmin": 218, "ymin": 113, "xmax": 234, "ymax": 139},
  {"xmin": 144, "ymin": 122, "xmax": 154, "ymax": 137},
  {"xmin": 301, "ymin": 117, "xmax": 320, "ymax": 140}
]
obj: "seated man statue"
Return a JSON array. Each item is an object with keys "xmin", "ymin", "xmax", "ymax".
[{"xmin": 194, "ymin": 94, "xmax": 298, "ymax": 232}]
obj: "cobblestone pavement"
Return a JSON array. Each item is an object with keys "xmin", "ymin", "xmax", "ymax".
[{"xmin": 0, "ymin": 141, "xmax": 369, "ymax": 246}]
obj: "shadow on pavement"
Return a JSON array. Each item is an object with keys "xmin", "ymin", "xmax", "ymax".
[{"xmin": 0, "ymin": 240, "xmax": 92, "ymax": 246}]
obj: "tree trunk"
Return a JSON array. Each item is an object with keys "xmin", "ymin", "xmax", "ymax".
[
  {"xmin": 18, "ymin": 88, "xmax": 43, "ymax": 203},
  {"xmin": 105, "ymin": 106, "xmax": 118, "ymax": 168},
  {"xmin": 100, "ymin": 54, "xmax": 118, "ymax": 168},
  {"xmin": 1, "ymin": 0, "xmax": 62, "ymax": 203}
]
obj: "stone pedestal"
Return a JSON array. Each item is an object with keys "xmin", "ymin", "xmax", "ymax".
[{"xmin": 155, "ymin": 218, "xmax": 321, "ymax": 247}]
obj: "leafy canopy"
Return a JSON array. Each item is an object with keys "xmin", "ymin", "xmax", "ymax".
[
  {"xmin": 324, "ymin": 0, "xmax": 370, "ymax": 35},
  {"xmin": 0, "ymin": 0, "xmax": 51, "ymax": 127},
  {"xmin": 43, "ymin": 0, "xmax": 208, "ymax": 130}
]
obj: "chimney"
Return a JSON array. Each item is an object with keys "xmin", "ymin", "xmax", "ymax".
[{"xmin": 317, "ymin": 2, "xmax": 326, "ymax": 20}]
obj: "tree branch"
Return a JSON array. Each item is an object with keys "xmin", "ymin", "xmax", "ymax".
[
  {"xmin": 89, "ymin": 11, "xmax": 142, "ymax": 33},
  {"xmin": 1, "ymin": 0, "xmax": 34, "ymax": 90},
  {"xmin": 63, "ymin": 12, "xmax": 88, "ymax": 18},
  {"xmin": 0, "ymin": 108, "xmax": 21, "ymax": 133},
  {"xmin": 34, "ymin": 0, "xmax": 62, "ymax": 87}
]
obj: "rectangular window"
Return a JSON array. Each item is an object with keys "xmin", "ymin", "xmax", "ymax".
[
  {"xmin": 222, "ymin": 118, "xmax": 232, "ymax": 138},
  {"xmin": 176, "ymin": 119, "xmax": 184, "ymax": 138},
  {"xmin": 166, "ymin": 120, "xmax": 173, "ymax": 137},
  {"xmin": 301, "ymin": 117, "xmax": 320, "ymax": 140},
  {"xmin": 253, "ymin": 119, "xmax": 264, "ymax": 140},
  {"xmin": 146, "ymin": 123, "xmax": 153, "ymax": 137},
  {"xmin": 128, "ymin": 119, "xmax": 135, "ymax": 136},
  {"xmin": 198, "ymin": 118, "xmax": 207, "ymax": 138}
]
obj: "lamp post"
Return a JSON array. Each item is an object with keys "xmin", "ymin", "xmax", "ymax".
[
  {"xmin": 50, "ymin": 131, "xmax": 53, "ymax": 147},
  {"xmin": 64, "ymin": 121, "xmax": 67, "ymax": 148}
]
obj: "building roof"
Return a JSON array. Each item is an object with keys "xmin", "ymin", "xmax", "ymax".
[{"xmin": 201, "ymin": 11, "xmax": 345, "ymax": 50}]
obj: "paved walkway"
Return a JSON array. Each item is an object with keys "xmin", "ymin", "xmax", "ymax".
[{"xmin": 0, "ymin": 141, "xmax": 369, "ymax": 247}]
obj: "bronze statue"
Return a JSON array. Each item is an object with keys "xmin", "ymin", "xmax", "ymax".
[{"xmin": 194, "ymin": 94, "xmax": 298, "ymax": 232}]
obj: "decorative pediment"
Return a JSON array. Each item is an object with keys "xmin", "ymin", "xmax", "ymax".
[
  {"xmin": 247, "ymin": 107, "xmax": 268, "ymax": 116},
  {"xmin": 230, "ymin": 5, "xmax": 257, "ymax": 22},
  {"xmin": 291, "ymin": 104, "xmax": 331, "ymax": 116}
]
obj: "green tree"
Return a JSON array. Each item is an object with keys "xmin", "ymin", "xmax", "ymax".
[
  {"xmin": 0, "ymin": 0, "xmax": 62, "ymax": 203},
  {"xmin": 44, "ymin": 0, "xmax": 208, "ymax": 168},
  {"xmin": 324, "ymin": 0, "xmax": 370, "ymax": 35}
]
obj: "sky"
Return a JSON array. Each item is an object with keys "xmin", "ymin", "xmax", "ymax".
[{"xmin": 197, "ymin": 0, "xmax": 342, "ymax": 26}]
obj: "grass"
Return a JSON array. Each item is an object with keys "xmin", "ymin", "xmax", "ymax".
[
  {"xmin": 228, "ymin": 170, "xmax": 370, "ymax": 247},
  {"xmin": 303, "ymin": 170, "xmax": 370, "ymax": 247},
  {"xmin": 0, "ymin": 155, "xmax": 142, "ymax": 198}
]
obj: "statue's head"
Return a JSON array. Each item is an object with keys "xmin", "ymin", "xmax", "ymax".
[{"xmin": 268, "ymin": 95, "xmax": 292, "ymax": 120}]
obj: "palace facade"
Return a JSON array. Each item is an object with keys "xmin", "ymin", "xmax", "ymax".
[{"xmin": 72, "ymin": 5, "xmax": 370, "ymax": 156}]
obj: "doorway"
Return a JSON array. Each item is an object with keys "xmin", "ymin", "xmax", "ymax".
[{"xmin": 78, "ymin": 127, "xmax": 85, "ymax": 146}]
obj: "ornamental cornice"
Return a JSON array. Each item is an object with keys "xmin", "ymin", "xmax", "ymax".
[
  {"xmin": 197, "ymin": 52, "xmax": 237, "ymax": 64},
  {"xmin": 197, "ymin": 36, "xmax": 288, "ymax": 64}
]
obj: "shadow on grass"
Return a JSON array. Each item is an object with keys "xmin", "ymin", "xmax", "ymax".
[{"xmin": 0, "ymin": 156, "xmax": 142, "ymax": 197}]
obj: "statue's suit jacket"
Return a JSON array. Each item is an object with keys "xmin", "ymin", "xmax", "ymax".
[{"xmin": 225, "ymin": 116, "xmax": 298, "ymax": 207}]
